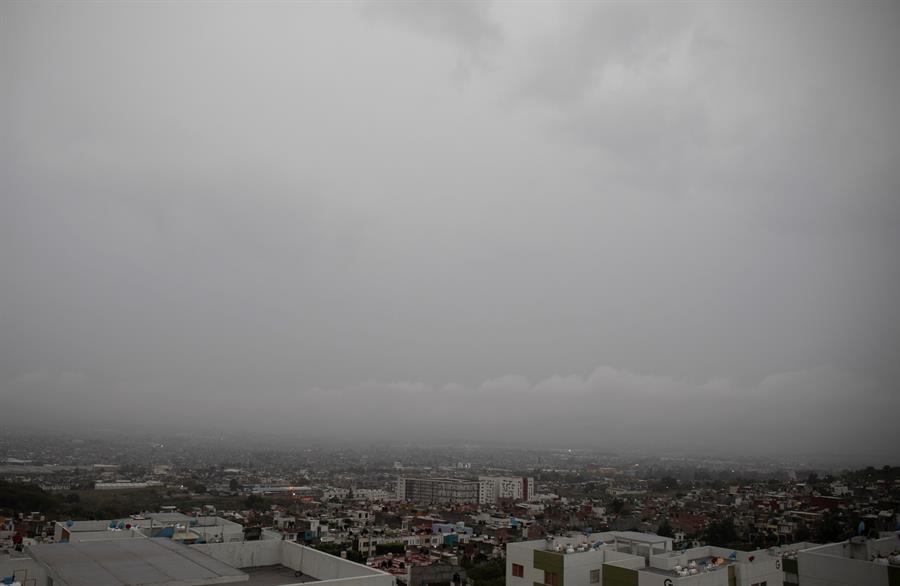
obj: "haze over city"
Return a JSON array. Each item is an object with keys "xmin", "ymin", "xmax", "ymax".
[{"xmin": 2, "ymin": 2, "xmax": 899, "ymax": 460}]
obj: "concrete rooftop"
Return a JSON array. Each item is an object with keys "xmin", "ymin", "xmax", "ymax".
[
  {"xmin": 241, "ymin": 565, "xmax": 317, "ymax": 586},
  {"xmin": 29, "ymin": 538, "xmax": 248, "ymax": 586}
]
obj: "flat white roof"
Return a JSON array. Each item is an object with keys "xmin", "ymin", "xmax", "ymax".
[
  {"xmin": 607, "ymin": 531, "xmax": 670, "ymax": 543},
  {"xmin": 29, "ymin": 538, "xmax": 248, "ymax": 586}
]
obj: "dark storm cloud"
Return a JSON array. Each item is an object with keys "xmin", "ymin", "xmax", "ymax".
[{"xmin": 1, "ymin": 1, "xmax": 898, "ymax": 459}]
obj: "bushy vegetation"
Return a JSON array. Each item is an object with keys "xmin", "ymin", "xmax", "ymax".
[
  {"xmin": 0, "ymin": 481, "xmax": 59, "ymax": 513},
  {"xmin": 374, "ymin": 542, "xmax": 405, "ymax": 556},
  {"xmin": 466, "ymin": 559, "xmax": 504, "ymax": 586},
  {"xmin": 313, "ymin": 541, "xmax": 365, "ymax": 563},
  {"xmin": 0, "ymin": 480, "xmax": 248, "ymax": 520},
  {"xmin": 704, "ymin": 517, "xmax": 737, "ymax": 547}
]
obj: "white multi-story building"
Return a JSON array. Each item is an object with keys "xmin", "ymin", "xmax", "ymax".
[
  {"xmin": 353, "ymin": 488, "xmax": 394, "ymax": 501},
  {"xmin": 322, "ymin": 487, "xmax": 350, "ymax": 501},
  {"xmin": 478, "ymin": 476, "xmax": 535, "ymax": 504},
  {"xmin": 53, "ymin": 513, "xmax": 246, "ymax": 544},
  {"xmin": 507, "ymin": 533, "xmax": 664, "ymax": 586},
  {"xmin": 507, "ymin": 532, "xmax": 810, "ymax": 586},
  {"xmin": 396, "ymin": 477, "xmax": 479, "ymax": 504},
  {"xmin": 791, "ymin": 533, "xmax": 900, "ymax": 586}
]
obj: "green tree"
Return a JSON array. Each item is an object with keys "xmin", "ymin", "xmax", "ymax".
[
  {"xmin": 244, "ymin": 495, "xmax": 265, "ymax": 510},
  {"xmin": 704, "ymin": 518, "xmax": 737, "ymax": 546},
  {"xmin": 375, "ymin": 542, "xmax": 406, "ymax": 556},
  {"xmin": 314, "ymin": 542, "xmax": 364, "ymax": 563},
  {"xmin": 0, "ymin": 481, "xmax": 59, "ymax": 513},
  {"xmin": 656, "ymin": 519, "xmax": 674, "ymax": 538},
  {"xmin": 813, "ymin": 511, "xmax": 844, "ymax": 543},
  {"xmin": 654, "ymin": 477, "xmax": 678, "ymax": 492},
  {"xmin": 467, "ymin": 558, "xmax": 504, "ymax": 586}
]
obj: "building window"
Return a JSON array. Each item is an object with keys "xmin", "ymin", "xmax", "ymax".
[
  {"xmin": 512, "ymin": 564, "xmax": 524, "ymax": 578},
  {"xmin": 544, "ymin": 571, "xmax": 559, "ymax": 586},
  {"xmin": 590, "ymin": 569, "xmax": 600, "ymax": 583}
]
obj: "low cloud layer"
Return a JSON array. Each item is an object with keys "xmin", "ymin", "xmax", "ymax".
[
  {"xmin": 6, "ymin": 363, "xmax": 897, "ymax": 462},
  {"xmin": 2, "ymin": 2, "xmax": 898, "ymax": 458}
]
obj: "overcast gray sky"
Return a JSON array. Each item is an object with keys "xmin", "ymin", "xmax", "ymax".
[{"xmin": 2, "ymin": 1, "xmax": 898, "ymax": 459}]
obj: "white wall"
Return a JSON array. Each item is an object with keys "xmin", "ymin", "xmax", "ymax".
[
  {"xmin": 54, "ymin": 520, "xmax": 121, "ymax": 540},
  {"xmin": 69, "ymin": 529, "xmax": 146, "ymax": 543},
  {"xmin": 797, "ymin": 549, "xmax": 888, "ymax": 586},
  {"xmin": 328, "ymin": 572, "xmax": 392, "ymax": 586},
  {"xmin": 645, "ymin": 546, "xmax": 784, "ymax": 586},
  {"xmin": 562, "ymin": 548, "xmax": 607, "ymax": 586},
  {"xmin": 192, "ymin": 524, "xmax": 244, "ymax": 543},
  {"xmin": 733, "ymin": 556, "xmax": 781, "ymax": 586},
  {"xmin": 280, "ymin": 543, "xmax": 384, "ymax": 580},
  {"xmin": 604, "ymin": 551, "xmax": 645, "ymax": 571},
  {"xmin": 637, "ymin": 570, "xmax": 727, "ymax": 586},
  {"xmin": 61, "ymin": 521, "xmax": 116, "ymax": 532},
  {"xmin": 648, "ymin": 546, "xmax": 716, "ymax": 570},
  {"xmin": 191, "ymin": 540, "xmax": 391, "ymax": 586},
  {"xmin": 507, "ymin": 541, "xmax": 542, "ymax": 586},
  {"xmin": 506, "ymin": 540, "xmax": 648, "ymax": 586},
  {"xmin": 193, "ymin": 540, "xmax": 283, "ymax": 568}
]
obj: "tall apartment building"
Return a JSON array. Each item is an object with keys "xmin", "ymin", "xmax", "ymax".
[
  {"xmin": 396, "ymin": 477, "xmax": 479, "ymax": 504},
  {"xmin": 478, "ymin": 476, "xmax": 535, "ymax": 504}
]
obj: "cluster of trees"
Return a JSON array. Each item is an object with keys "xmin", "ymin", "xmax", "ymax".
[
  {"xmin": 0, "ymin": 480, "xmax": 160, "ymax": 520},
  {"xmin": 374, "ymin": 542, "xmax": 405, "ymax": 556},
  {"xmin": 465, "ymin": 558, "xmax": 504, "ymax": 586},
  {"xmin": 844, "ymin": 466, "xmax": 898, "ymax": 484},
  {"xmin": 312, "ymin": 541, "xmax": 365, "ymax": 563},
  {"xmin": 704, "ymin": 518, "xmax": 738, "ymax": 546},
  {"xmin": 706, "ymin": 512, "xmax": 852, "ymax": 549},
  {"xmin": 0, "ymin": 478, "xmax": 260, "ymax": 521},
  {"xmin": 656, "ymin": 518, "xmax": 674, "ymax": 538},
  {"xmin": 0, "ymin": 481, "xmax": 58, "ymax": 513},
  {"xmin": 184, "ymin": 479, "xmax": 207, "ymax": 494},
  {"xmin": 809, "ymin": 510, "xmax": 848, "ymax": 543},
  {"xmin": 652, "ymin": 476, "xmax": 679, "ymax": 492}
]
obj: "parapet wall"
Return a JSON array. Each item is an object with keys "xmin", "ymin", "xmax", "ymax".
[{"xmin": 191, "ymin": 541, "xmax": 393, "ymax": 586}]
